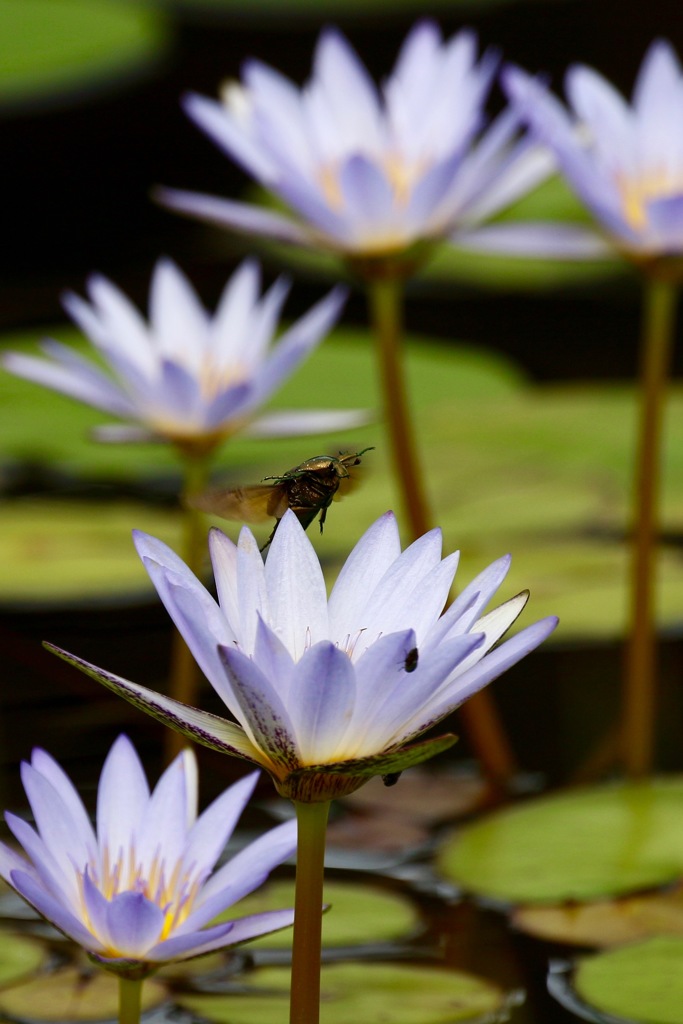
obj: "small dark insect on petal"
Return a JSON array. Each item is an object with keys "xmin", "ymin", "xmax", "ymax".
[
  {"xmin": 404, "ymin": 648, "xmax": 418, "ymax": 673},
  {"xmin": 382, "ymin": 772, "xmax": 402, "ymax": 787}
]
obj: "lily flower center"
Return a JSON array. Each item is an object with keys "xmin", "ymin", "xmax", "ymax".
[
  {"xmin": 318, "ymin": 153, "xmax": 424, "ymax": 211},
  {"xmin": 78, "ymin": 842, "xmax": 202, "ymax": 945},
  {"xmin": 618, "ymin": 168, "xmax": 683, "ymax": 230}
]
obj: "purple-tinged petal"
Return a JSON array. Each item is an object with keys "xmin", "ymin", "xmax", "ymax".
[
  {"xmin": 150, "ymin": 260, "xmax": 210, "ymax": 364},
  {"xmin": 645, "ymin": 195, "xmax": 683, "ymax": 252},
  {"xmin": 451, "ymin": 221, "xmax": 613, "ymax": 257},
  {"xmin": 4, "ymin": 813, "xmax": 75, "ymax": 905},
  {"xmin": 81, "ymin": 871, "xmax": 115, "ymax": 950},
  {"xmin": 424, "ymin": 554, "xmax": 511, "ymax": 649},
  {"xmin": 328, "ymin": 512, "xmax": 402, "ymax": 637},
  {"xmin": 337, "ymin": 155, "xmax": 395, "ymax": 228},
  {"xmin": 362, "ymin": 633, "xmax": 486, "ymax": 750},
  {"xmin": 251, "ymin": 285, "xmax": 347, "ymax": 405},
  {"xmin": 183, "ymin": 93, "xmax": 277, "ymax": 181},
  {"xmin": 345, "ymin": 630, "xmax": 416, "ymax": 741},
  {"xmin": 403, "ymin": 616, "xmax": 559, "ymax": 738},
  {"xmin": 106, "ymin": 891, "xmax": 164, "ymax": 958},
  {"xmin": 290, "ymin": 642, "xmax": 356, "ymax": 763},
  {"xmin": 155, "ymin": 188, "xmax": 315, "ymax": 247},
  {"xmin": 182, "ymin": 772, "xmax": 259, "ymax": 880},
  {"xmin": 30, "ymin": 748, "xmax": 97, "ymax": 858},
  {"xmin": 97, "ymin": 735, "xmax": 149, "ymax": 864},
  {"xmin": 354, "ymin": 528, "xmax": 444, "ymax": 642},
  {"xmin": 216, "ymin": 908, "xmax": 296, "ymax": 947},
  {"xmin": 146, "ymin": 920, "xmax": 236, "ymax": 962},
  {"xmin": 566, "ymin": 65, "xmax": 635, "ymax": 170},
  {"xmin": 136, "ymin": 751, "xmax": 193, "ymax": 871},
  {"xmin": 251, "ymin": 618, "xmax": 296, "ymax": 705},
  {"xmin": 207, "ymin": 528, "xmax": 239, "ymax": 625},
  {"xmin": 0, "ymin": 839, "xmax": 32, "ymax": 885},
  {"xmin": 312, "ymin": 28, "xmax": 383, "ymax": 156},
  {"xmin": 20, "ymin": 763, "xmax": 93, "ymax": 888},
  {"xmin": 217, "ymin": 646, "xmax": 299, "ymax": 772},
  {"xmin": 265, "ymin": 510, "xmax": 329, "ymax": 659},
  {"xmin": 44, "ymin": 644, "xmax": 267, "ymax": 767},
  {"xmin": 182, "ymin": 819, "xmax": 297, "ymax": 931},
  {"xmin": 236, "ymin": 526, "xmax": 270, "ymax": 656},
  {"xmin": 243, "ymin": 408, "xmax": 372, "ymax": 438},
  {"xmin": 10, "ymin": 870, "xmax": 104, "ymax": 951},
  {"xmin": 134, "ymin": 533, "xmax": 240, "ymax": 703},
  {"xmin": 0, "ymin": 348, "xmax": 133, "ymax": 419}
]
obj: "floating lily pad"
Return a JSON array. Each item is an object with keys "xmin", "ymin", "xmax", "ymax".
[
  {"xmin": 571, "ymin": 936, "xmax": 683, "ymax": 1024},
  {"xmin": 438, "ymin": 781, "xmax": 683, "ymax": 904},
  {"xmin": 0, "ymin": 0, "xmax": 167, "ymax": 110},
  {"xmin": 177, "ymin": 962, "xmax": 509, "ymax": 1024},
  {"xmin": 220, "ymin": 880, "xmax": 419, "ymax": 948},
  {"xmin": 0, "ymin": 967, "xmax": 166, "ymax": 1021},
  {"xmin": 514, "ymin": 886, "xmax": 683, "ymax": 948},
  {"xmin": 0, "ymin": 498, "xmax": 182, "ymax": 603},
  {"xmin": 0, "ymin": 931, "xmax": 45, "ymax": 989}
]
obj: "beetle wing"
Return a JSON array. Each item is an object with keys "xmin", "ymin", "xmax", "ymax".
[{"xmin": 191, "ymin": 484, "xmax": 286, "ymax": 524}]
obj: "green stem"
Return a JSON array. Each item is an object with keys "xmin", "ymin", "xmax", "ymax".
[
  {"xmin": 289, "ymin": 799, "xmax": 330, "ymax": 1024},
  {"xmin": 166, "ymin": 448, "xmax": 214, "ymax": 761},
  {"xmin": 118, "ymin": 977, "xmax": 143, "ymax": 1024},
  {"xmin": 622, "ymin": 277, "xmax": 678, "ymax": 778},
  {"xmin": 366, "ymin": 275, "xmax": 432, "ymax": 542}
]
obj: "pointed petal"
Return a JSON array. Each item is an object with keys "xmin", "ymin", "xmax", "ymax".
[
  {"xmin": 265, "ymin": 510, "xmax": 329, "ymax": 659},
  {"xmin": 217, "ymin": 646, "xmax": 299, "ymax": 772},
  {"xmin": 44, "ymin": 644, "xmax": 267, "ymax": 768},
  {"xmin": 182, "ymin": 772, "xmax": 259, "ymax": 879},
  {"xmin": 155, "ymin": 188, "xmax": 315, "ymax": 247},
  {"xmin": 10, "ymin": 870, "xmax": 103, "ymax": 951},
  {"xmin": 106, "ymin": 891, "xmax": 164, "ymax": 958},
  {"xmin": 183, "ymin": 819, "xmax": 297, "ymax": 930},
  {"xmin": 97, "ymin": 735, "xmax": 149, "ymax": 861},
  {"xmin": 243, "ymin": 408, "xmax": 372, "ymax": 437},
  {"xmin": 328, "ymin": 511, "xmax": 402, "ymax": 637}
]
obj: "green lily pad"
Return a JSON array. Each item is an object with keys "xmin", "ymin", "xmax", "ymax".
[
  {"xmin": 0, "ymin": 967, "xmax": 166, "ymax": 1021},
  {"xmin": 0, "ymin": 0, "xmax": 167, "ymax": 109},
  {"xmin": 177, "ymin": 962, "xmax": 508, "ymax": 1024},
  {"xmin": 219, "ymin": 880, "xmax": 420, "ymax": 948},
  {"xmin": 0, "ymin": 931, "xmax": 45, "ymax": 989},
  {"xmin": 514, "ymin": 885, "xmax": 683, "ymax": 949},
  {"xmin": 438, "ymin": 780, "xmax": 683, "ymax": 904},
  {"xmin": 0, "ymin": 498, "xmax": 182, "ymax": 603},
  {"xmin": 572, "ymin": 936, "xmax": 683, "ymax": 1024}
]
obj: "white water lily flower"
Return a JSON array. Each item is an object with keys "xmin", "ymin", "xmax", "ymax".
[
  {"xmin": 158, "ymin": 21, "xmax": 587, "ymax": 261},
  {"xmin": 49, "ymin": 512, "xmax": 557, "ymax": 802},
  {"xmin": 504, "ymin": 40, "xmax": 683, "ymax": 261},
  {"xmin": 2, "ymin": 258, "xmax": 362, "ymax": 448},
  {"xmin": 0, "ymin": 736, "xmax": 296, "ymax": 976}
]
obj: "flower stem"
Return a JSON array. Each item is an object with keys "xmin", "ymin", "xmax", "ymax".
[
  {"xmin": 166, "ymin": 448, "xmax": 214, "ymax": 761},
  {"xmin": 118, "ymin": 977, "xmax": 143, "ymax": 1024},
  {"xmin": 366, "ymin": 275, "xmax": 432, "ymax": 541},
  {"xmin": 622, "ymin": 276, "xmax": 678, "ymax": 778},
  {"xmin": 366, "ymin": 273, "xmax": 517, "ymax": 790},
  {"xmin": 289, "ymin": 799, "xmax": 330, "ymax": 1024}
]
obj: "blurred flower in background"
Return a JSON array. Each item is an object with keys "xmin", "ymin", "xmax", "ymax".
[
  {"xmin": 0, "ymin": 735, "xmax": 296, "ymax": 975},
  {"xmin": 504, "ymin": 40, "xmax": 683, "ymax": 264},
  {"xmin": 160, "ymin": 20, "xmax": 570, "ymax": 261},
  {"xmin": 1, "ymin": 258, "xmax": 361, "ymax": 451}
]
